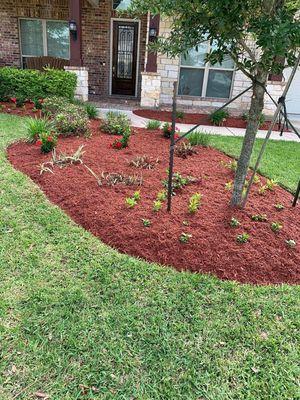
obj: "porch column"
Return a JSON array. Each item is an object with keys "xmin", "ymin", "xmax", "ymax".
[{"xmin": 69, "ymin": 0, "xmax": 83, "ymax": 66}]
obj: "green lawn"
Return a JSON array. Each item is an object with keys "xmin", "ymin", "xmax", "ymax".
[{"xmin": 0, "ymin": 113, "xmax": 299, "ymax": 400}]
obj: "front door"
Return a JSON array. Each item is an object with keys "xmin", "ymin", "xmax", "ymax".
[{"xmin": 112, "ymin": 21, "xmax": 138, "ymax": 96}]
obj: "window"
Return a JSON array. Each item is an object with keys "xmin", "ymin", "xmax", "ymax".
[
  {"xmin": 178, "ymin": 43, "xmax": 235, "ymax": 99},
  {"xmin": 113, "ymin": 0, "xmax": 132, "ymax": 10},
  {"xmin": 20, "ymin": 19, "xmax": 70, "ymax": 65}
]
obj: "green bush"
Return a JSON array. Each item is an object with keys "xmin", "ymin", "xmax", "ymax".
[
  {"xmin": 26, "ymin": 117, "xmax": 54, "ymax": 143},
  {"xmin": 209, "ymin": 109, "xmax": 229, "ymax": 126},
  {"xmin": 187, "ymin": 131, "xmax": 210, "ymax": 147},
  {"xmin": 0, "ymin": 67, "xmax": 77, "ymax": 102},
  {"xmin": 101, "ymin": 111, "xmax": 131, "ymax": 135},
  {"xmin": 42, "ymin": 96, "xmax": 69, "ymax": 116},
  {"xmin": 85, "ymin": 103, "xmax": 98, "ymax": 119},
  {"xmin": 146, "ymin": 120, "xmax": 161, "ymax": 130}
]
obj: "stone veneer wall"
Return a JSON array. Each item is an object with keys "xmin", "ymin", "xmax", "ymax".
[
  {"xmin": 140, "ymin": 72, "xmax": 161, "ymax": 108},
  {"xmin": 0, "ymin": 0, "xmax": 148, "ymax": 99},
  {"xmin": 154, "ymin": 18, "xmax": 285, "ymax": 116},
  {"xmin": 65, "ymin": 66, "xmax": 89, "ymax": 101}
]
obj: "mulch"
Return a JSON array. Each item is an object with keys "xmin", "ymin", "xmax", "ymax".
[
  {"xmin": 0, "ymin": 101, "xmax": 42, "ymax": 118},
  {"xmin": 133, "ymin": 109, "xmax": 287, "ymax": 131},
  {"xmin": 7, "ymin": 120, "xmax": 299, "ymax": 285}
]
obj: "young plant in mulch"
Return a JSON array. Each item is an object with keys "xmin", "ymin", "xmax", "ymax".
[
  {"xmin": 251, "ymin": 214, "xmax": 268, "ymax": 222},
  {"xmin": 142, "ymin": 219, "xmax": 151, "ymax": 227},
  {"xmin": 146, "ymin": 120, "xmax": 161, "ymax": 130},
  {"xmin": 182, "ymin": 220, "xmax": 189, "ymax": 226},
  {"xmin": 129, "ymin": 155, "xmax": 160, "ymax": 169},
  {"xmin": 39, "ymin": 145, "xmax": 85, "ymax": 175},
  {"xmin": 221, "ymin": 159, "xmax": 238, "ymax": 172},
  {"xmin": 85, "ymin": 168, "xmax": 143, "ymax": 187},
  {"xmin": 162, "ymin": 171, "xmax": 198, "ymax": 194},
  {"xmin": 187, "ymin": 131, "xmax": 210, "ymax": 147},
  {"xmin": 125, "ymin": 190, "xmax": 141, "ymax": 209},
  {"xmin": 161, "ymin": 122, "xmax": 180, "ymax": 139},
  {"xmin": 101, "ymin": 111, "xmax": 131, "ymax": 136},
  {"xmin": 153, "ymin": 200, "xmax": 162, "ymax": 212},
  {"xmin": 210, "ymin": 109, "xmax": 229, "ymax": 126},
  {"xmin": 236, "ymin": 233, "xmax": 249, "ymax": 244},
  {"xmin": 175, "ymin": 141, "xmax": 197, "ymax": 159},
  {"xmin": 266, "ymin": 179, "xmax": 278, "ymax": 191},
  {"xmin": 179, "ymin": 232, "xmax": 192, "ymax": 243},
  {"xmin": 225, "ymin": 181, "xmax": 233, "ymax": 191},
  {"xmin": 188, "ymin": 193, "xmax": 202, "ymax": 214},
  {"xmin": 156, "ymin": 190, "xmax": 167, "ymax": 202},
  {"xmin": 274, "ymin": 203, "xmax": 285, "ymax": 211},
  {"xmin": 230, "ymin": 217, "xmax": 240, "ymax": 228},
  {"xmin": 26, "ymin": 117, "xmax": 54, "ymax": 143},
  {"xmin": 271, "ymin": 222, "xmax": 283, "ymax": 233},
  {"xmin": 36, "ymin": 132, "xmax": 57, "ymax": 154},
  {"xmin": 176, "ymin": 110, "xmax": 185, "ymax": 120},
  {"xmin": 286, "ymin": 239, "xmax": 296, "ymax": 248},
  {"xmin": 258, "ymin": 185, "xmax": 267, "ymax": 196},
  {"xmin": 111, "ymin": 129, "xmax": 131, "ymax": 150}
]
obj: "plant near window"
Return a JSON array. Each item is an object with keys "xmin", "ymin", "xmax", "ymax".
[
  {"xmin": 271, "ymin": 222, "xmax": 283, "ymax": 233},
  {"xmin": 130, "ymin": 0, "xmax": 300, "ymax": 207},
  {"xmin": 243, "ymin": 112, "xmax": 265, "ymax": 127},
  {"xmin": 188, "ymin": 193, "xmax": 202, "ymax": 214},
  {"xmin": 176, "ymin": 110, "xmax": 185, "ymax": 119},
  {"xmin": 146, "ymin": 120, "xmax": 161, "ymax": 130},
  {"xmin": 26, "ymin": 117, "xmax": 54, "ymax": 143},
  {"xmin": 187, "ymin": 131, "xmax": 210, "ymax": 147},
  {"xmin": 42, "ymin": 96, "xmax": 69, "ymax": 116},
  {"xmin": 179, "ymin": 232, "xmax": 192, "ymax": 243},
  {"xmin": 101, "ymin": 111, "xmax": 131, "ymax": 136},
  {"xmin": 236, "ymin": 233, "xmax": 249, "ymax": 244},
  {"xmin": 210, "ymin": 109, "xmax": 229, "ymax": 126},
  {"xmin": 85, "ymin": 103, "xmax": 98, "ymax": 119},
  {"xmin": 36, "ymin": 132, "xmax": 57, "ymax": 154}
]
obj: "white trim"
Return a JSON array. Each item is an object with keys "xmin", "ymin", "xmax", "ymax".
[
  {"xmin": 109, "ymin": 17, "xmax": 141, "ymax": 97},
  {"xmin": 18, "ymin": 17, "xmax": 70, "ymax": 65}
]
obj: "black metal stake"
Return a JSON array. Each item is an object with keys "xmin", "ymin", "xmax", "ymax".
[
  {"xmin": 167, "ymin": 81, "xmax": 178, "ymax": 212},
  {"xmin": 292, "ymin": 179, "xmax": 300, "ymax": 207}
]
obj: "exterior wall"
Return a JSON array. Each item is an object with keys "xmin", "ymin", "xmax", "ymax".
[
  {"xmin": 151, "ymin": 18, "xmax": 285, "ymax": 116},
  {"xmin": 65, "ymin": 66, "xmax": 89, "ymax": 101},
  {"xmin": 140, "ymin": 72, "xmax": 161, "ymax": 108},
  {"xmin": 0, "ymin": 0, "xmax": 148, "ymax": 99}
]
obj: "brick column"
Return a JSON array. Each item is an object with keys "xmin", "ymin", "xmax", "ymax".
[
  {"xmin": 69, "ymin": 0, "xmax": 83, "ymax": 66},
  {"xmin": 145, "ymin": 14, "xmax": 160, "ymax": 73}
]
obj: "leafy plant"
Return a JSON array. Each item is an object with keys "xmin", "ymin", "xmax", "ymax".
[
  {"xmin": 230, "ymin": 217, "xmax": 240, "ymax": 228},
  {"xmin": 36, "ymin": 132, "xmax": 57, "ymax": 154},
  {"xmin": 176, "ymin": 110, "xmax": 185, "ymax": 119},
  {"xmin": 142, "ymin": 219, "xmax": 151, "ymax": 227},
  {"xmin": 251, "ymin": 214, "xmax": 268, "ymax": 222},
  {"xmin": 101, "ymin": 111, "xmax": 131, "ymax": 136},
  {"xmin": 253, "ymin": 174, "xmax": 261, "ymax": 184},
  {"xmin": 125, "ymin": 197, "xmax": 137, "ymax": 208},
  {"xmin": 188, "ymin": 193, "xmax": 202, "ymax": 214},
  {"xmin": 243, "ymin": 112, "xmax": 265, "ymax": 127},
  {"xmin": 187, "ymin": 131, "xmax": 210, "ymax": 147},
  {"xmin": 274, "ymin": 203, "xmax": 285, "ymax": 211},
  {"xmin": 129, "ymin": 155, "xmax": 159, "ymax": 169},
  {"xmin": 85, "ymin": 103, "xmax": 98, "ymax": 119},
  {"xmin": 54, "ymin": 105, "xmax": 90, "ymax": 137},
  {"xmin": 111, "ymin": 129, "xmax": 131, "ymax": 149},
  {"xmin": 266, "ymin": 179, "xmax": 278, "ymax": 191},
  {"xmin": 258, "ymin": 185, "xmax": 267, "ymax": 195},
  {"xmin": 153, "ymin": 200, "xmax": 162, "ymax": 212},
  {"xmin": 42, "ymin": 96, "xmax": 69, "ymax": 116},
  {"xmin": 15, "ymin": 95, "xmax": 27, "ymax": 108},
  {"xmin": 175, "ymin": 141, "xmax": 197, "ymax": 159},
  {"xmin": 146, "ymin": 120, "xmax": 161, "ymax": 130},
  {"xmin": 85, "ymin": 169, "xmax": 143, "ymax": 187},
  {"xmin": 271, "ymin": 222, "xmax": 283, "ymax": 233},
  {"xmin": 210, "ymin": 109, "xmax": 229, "ymax": 126},
  {"xmin": 161, "ymin": 123, "xmax": 180, "ymax": 139},
  {"xmin": 286, "ymin": 239, "xmax": 296, "ymax": 248},
  {"xmin": 52, "ymin": 145, "xmax": 85, "ymax": 167},
  {"xmin": 132, "ymin": 191, "xmax": 141, "ymax": 201},
  {"xmin": 26, "ymin": 117, "xmax": 54, "ymax": 143},
  {"xmin": 225, "ymin": 181, "xmax": 233, "ymax": 191},
  {"xmin": 221, "ymin": 159, "xmax": 238, "ymax": 172},
  {"xmin": 162, "ymin": 171, "xmax": 197, "ymax": 193},
  {"xmin": 182, "ymin": 220, "xmax": 189, "ymax": 226},
  {"xmin": 157, "ymin": 190, "xmax": 167, "ymax": 202},
  {"xmin": 179, "ymin": 232, "xmax": 192, "ymax": 243},
  {"xmin": 236, "ymin": 233, "xmax": 249, "ymax": 244}
]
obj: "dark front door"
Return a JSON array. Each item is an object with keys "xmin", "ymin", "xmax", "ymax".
[{"xmin": 112, "ymin": 21, "xmax": 138, "ymax": 96}]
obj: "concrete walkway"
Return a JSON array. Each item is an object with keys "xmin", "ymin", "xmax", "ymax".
[{"xmin": 98, "ymin": 107, "xmax": 300, "ymax": 142}]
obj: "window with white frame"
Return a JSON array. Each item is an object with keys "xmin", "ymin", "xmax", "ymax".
[
  {"xmin": 19, "ymin": 19, "xmax": 70, "ymax": 64},
  {"xmin": 178, "ymin": 42, "xmax": 235, "ymax": 98}
]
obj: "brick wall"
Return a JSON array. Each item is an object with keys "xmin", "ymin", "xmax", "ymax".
[{"xmin": 0, "ymin": 0, "xmax": 147, "ymax": 98}]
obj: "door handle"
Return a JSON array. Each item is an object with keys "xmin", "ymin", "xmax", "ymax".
[{"xmin": 112, "ymin": 66, "xmax": 116, "ymax": 77}]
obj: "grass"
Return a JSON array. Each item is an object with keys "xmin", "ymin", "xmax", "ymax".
[{"xmin": 0, "ymin": 113, "xmax": 299, "ymax": 400}]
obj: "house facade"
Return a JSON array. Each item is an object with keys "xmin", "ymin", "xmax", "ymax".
[{"xmin": 1, "ymin": 0, "xmax": 299, "ymax": 116}]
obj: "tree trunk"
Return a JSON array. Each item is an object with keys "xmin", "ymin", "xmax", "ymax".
[{"xmin": 230, "ymin": 71, "xmax": 268, "ymax": 207}]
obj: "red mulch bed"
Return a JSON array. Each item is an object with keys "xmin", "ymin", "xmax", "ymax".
[
  {"xmin": 133, "ymin": 109, "xmax": 287, "ymax": 131},
  {"xmin": 7, "ymin": 121, "xmax": 299, "ymax": 285},
  {"xmin": 0, "ymin": 101, "xmax": 42, "ymax": 118}
]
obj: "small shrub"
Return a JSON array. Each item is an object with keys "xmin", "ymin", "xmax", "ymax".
[
  {"xmin": 101, "ymin": 111, "xmax": 131, "ymax": 136},
  {"xmin": 210, "ymin": 109, "xmax": 229, "ymax": 126},
  {"xmin": 142, "ymin": 219, "xmax": 151, "ymax": 227},
  {"xmin": 251, "ymin": 214, "xmax": 268, "ymax": 222},
  {"xmin": 188, "ymin": 193, "xmax": 202, "ymax": 214},
  {"xmin": 253, "ymin": 174, "xmax": 261, "ymax": 184},
  {"xmin": 26, "ymin": 117, "xmax": 54, "ymax": 143},
  {"xmin": 230, "ymin": 217, "xmax": 240, "ymax": 228},
  {"xmin": 85, "ymin": 103, "xmax": 98, "ymax": 119},
  {"xmin": 221, "ymin": 159, "xmax": 238, "ymax": 172},
  {"xmin": 266, "ymin": 179, "xmax": 278, "ymax": 191},
  {"xmin": 176, "ymin": 110, "xmax": 185, "ymax": 119},
  {"xmin": 52, "ymin": 145, "xmax": 85, "ymax": 167},
  {"xmin": 162, "ymin": 171, "xmax": 197, "ymax": 193},
  {"xmin": 225, "ymin": 181, "xmax": 233, "ymax": 191},
  {"xmin": 125, "ymin": 197, "xmax": 137, "ymax": 208},
  {"xmin": 161, "ymin": 122, "xmax": 180, "ymax": 139},
  {"xmin": 236, "ymin": 233, "xmax": 249, "ymax": 243},
  {"xmin": 54, "ymin": 106, "xmax": 89, "ymax": 137},
  {"xmin": 179, "ymin": 232, "xmax": 192, "ymax": 243},
  {"xmin": 153, "ymin": 200, "xmax": 162, "ymax": 212},
  {"xmin": 274, "ymin": 203, "xmax": 284, "ymax": 211},
  {"xmin": 146, "ymin": 120, "xmax": 161, "ymax": 130},
  {"xmin": 157, "ymin": 190, "xmax": 167, "ymax": 202},
  {"xmin": 15, "ymin": 95, "xmax": 27, "ymax": 108},
  {"xmin": 258, "ymin": 185, "xmax": 267, "ymax": 195},
  {"xmin": 42, "ymin": 96, "xmax": 69, "ymax": 116},
  {"xmin": 85, "ymin": 169, "xmax": 143, "ymax": 187},
  {"xmin": 111, "ymin": 129, "xmax": 131, "ymax": 149},
  {"xmin": 187, "ymin": 131, "xmax": 210, "ymax": 147},
  {"xmin": 129, "ymin": 155, "xmax": 159, "ymax": 169},
  {"xmin": 36, "ymin": 132, "xmax": 57, "ymax": 154},
  {"xmin": 242, "ymin": 112, "xmax": 265, "ymax": 127},
  {"xmin": 286, "ymin": 239, "xmax": 296, "ymax": 248},
  {"xmin": 271, "ymin": 222, "xmax": 283, "ymax": 233},
  {"xmin": 175, "ymin": 141, "xmax": 197, "ymax": 159},
  {"xmin": 132, "ymin": 191, "xmax": 141, "ymax": 201}
]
